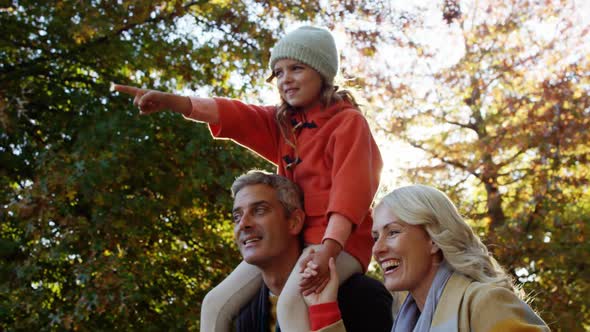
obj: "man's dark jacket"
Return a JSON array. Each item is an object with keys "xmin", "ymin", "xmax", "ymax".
[{"xmin": 234, "ymin": 273, "xmax": 393, "ymax": 332}]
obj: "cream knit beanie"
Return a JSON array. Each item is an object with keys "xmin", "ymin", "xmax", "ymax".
[{"xmin": 269, "ymin": 26, "xmax": 339, "ymax": 83}]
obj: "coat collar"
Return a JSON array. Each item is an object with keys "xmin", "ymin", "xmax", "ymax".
[
  {"xmin": 290, "ymin": 101, "xmax": 356, "ymax": 126},
  {"xmin": 430, "ymin": 272, "xmax": 472, "ymax": 331}
]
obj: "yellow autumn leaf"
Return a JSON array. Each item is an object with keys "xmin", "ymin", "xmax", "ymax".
[{"xmin": 66, "ymin": 190, "xmax": 77, "ymax": 200}]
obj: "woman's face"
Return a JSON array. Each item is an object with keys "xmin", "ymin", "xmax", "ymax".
[
  {"xmin": 273, "ymin": 59, "xmax": 323, "ymax": 111},
  {"xmin": 372, "ymin": 204, "xmax": 440, "ymax": 299}
]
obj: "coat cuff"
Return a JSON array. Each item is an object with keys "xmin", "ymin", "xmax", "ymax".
[
  {"xmin": 322, "ymin": 214, "xmax": 353, "ymax": 248},
  {"xmin": 185, "ymin": 97, "xmax": 218, "ymax": 120}
]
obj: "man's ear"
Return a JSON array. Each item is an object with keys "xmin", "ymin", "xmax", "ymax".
[{"xmin": 288, "ymin": 209, "xmax": 305, "ymax": 235}]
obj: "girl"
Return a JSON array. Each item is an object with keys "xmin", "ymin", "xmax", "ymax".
[{"xmin": 114, "ymin": 25, "xmax": 382, "ymax": 332}]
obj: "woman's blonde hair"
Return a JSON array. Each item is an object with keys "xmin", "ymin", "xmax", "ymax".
[{"xmin": 376, "ymin": 184, "xmax": 517, "ymax": 293}]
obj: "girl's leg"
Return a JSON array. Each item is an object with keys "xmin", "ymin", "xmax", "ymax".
[
  {"xmin": 200, "ymin": 260, "xmax": 262, "ymax": 332},
  {"xmin": 276, "ymin": 246, "xmax": 362, "ymax": 332}
]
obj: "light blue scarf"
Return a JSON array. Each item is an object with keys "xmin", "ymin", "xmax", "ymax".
[{"xmin": 391, "ymin": 260, "xmax": 454, "ymax": 332}]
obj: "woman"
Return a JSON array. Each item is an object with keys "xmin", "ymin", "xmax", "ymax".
[{"xmin": 302, "ymin": 185, "xmax": 550, "ymax": 331}]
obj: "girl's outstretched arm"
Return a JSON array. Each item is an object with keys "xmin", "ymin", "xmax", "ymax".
[{"xmin": 112, "ymin": 83, "xmax": 219, "ymax": 124}]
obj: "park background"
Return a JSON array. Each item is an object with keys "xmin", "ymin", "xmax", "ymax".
[{"xmin": 1, "ymin": 0, "xmax": 588, "ymax": 330}]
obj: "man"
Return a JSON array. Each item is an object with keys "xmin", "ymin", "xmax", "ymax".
[{"xmin": 229, "ymin": 170, "xmax": 393, "ymax": 331}]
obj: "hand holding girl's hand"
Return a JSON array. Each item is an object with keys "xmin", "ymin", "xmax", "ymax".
[
  {"xmin": 302, "ymin": 257, "xmax": 339, "ymax": 306},
  {"xmin": 299, "ymin": 246, "xmax": 332, "ymax": 296}
]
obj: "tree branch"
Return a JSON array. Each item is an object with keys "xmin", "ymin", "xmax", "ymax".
[
  {"xmin": 0, "ymin": 2, "xmax": 201, "ymax": 82},
  {"xmin": 406, "ymin": 139, "xmax": 478, "ymax": 177}
]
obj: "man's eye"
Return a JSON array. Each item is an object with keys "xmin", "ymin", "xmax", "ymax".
[
  {"xmin": 255, "ymin": 207, "xmax": 266, "ymax": 215},
  {"xmin": 232, "ymin": 214, "xmax": 241, "ymax": 223}
]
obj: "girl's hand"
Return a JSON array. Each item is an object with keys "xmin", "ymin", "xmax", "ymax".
[
  {"xmin": 302, "ymin": 257, "xmax": 339, "ymax": 306},
  {"xmin": 299, "ymin": 246, "xmax": 332, "ymax": 296},
  {"xmin": 112, "ymin": 83, "xmax": 191, "ymax": 115}
]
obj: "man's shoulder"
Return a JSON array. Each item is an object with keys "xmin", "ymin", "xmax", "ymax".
[
  {"xmin": 337, "ymin": 273, "xmax": 393, "ymax": 332},
  {"xmin": 339, "ymin": 273, "xmax": 387, "ymax": 294},
  {"xmin": 235, "ymin": 275, "xmax": 393, "ymax": 332}
]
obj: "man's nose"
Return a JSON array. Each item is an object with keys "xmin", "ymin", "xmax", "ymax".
[{"xmin": 237, "ymin": 214, "xmax": 253, "ymax": 230}]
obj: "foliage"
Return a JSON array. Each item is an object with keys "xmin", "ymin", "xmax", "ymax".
[
  {"xmin": 0, "ymin": 0, "xmax": 326, "ymax": 330},
  {"xmin": 358, "ymin": 1, "xmax": 589, "ymax": 330}
]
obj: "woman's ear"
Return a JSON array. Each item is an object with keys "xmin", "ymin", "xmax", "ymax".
[
  {"xmin": 289, "ymin": 209, "xmax": 306, "ymax": 235},
  {"xmin": 430, "ymin": 241, "xmax": 440, "ymax": 255}
]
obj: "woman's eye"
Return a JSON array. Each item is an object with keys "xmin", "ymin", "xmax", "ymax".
[
  {"xmin": 388, "ymin": 230, "xmax": 400, "ymax": 237},
  {"xmin": 274, "ymin": 70, "xmax": 283, "ymax": 77}
]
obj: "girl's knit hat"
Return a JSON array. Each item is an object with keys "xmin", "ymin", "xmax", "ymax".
[{"xmin": 269, "ymin": 26, "xmax": 339, "ymax": 83}]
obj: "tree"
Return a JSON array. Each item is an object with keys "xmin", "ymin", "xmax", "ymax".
[
  {"xmin": 357, "ymin": 1, "xmax": 589, "ymax": 330},
  {"xmin": 0, "ymin": 1, "xmax": 327, "ymax": 330}
]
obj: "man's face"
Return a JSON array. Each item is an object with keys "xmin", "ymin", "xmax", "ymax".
[{"xmin": 232, "ymin": 184, "xmax": 297, "ymax": 268}]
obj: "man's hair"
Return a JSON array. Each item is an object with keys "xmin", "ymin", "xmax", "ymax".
[{"xmin": 231, "ymin": 170, "xmax": 303, "ymax": 216}]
